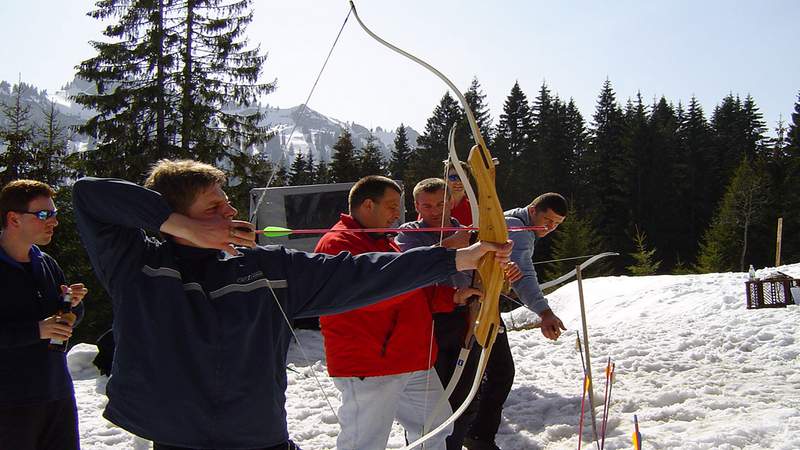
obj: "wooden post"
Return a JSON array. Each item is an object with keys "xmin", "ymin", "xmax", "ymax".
[
  {"xmin": 776, "ymin": 217, "xmax": 783, "ymax": 267},
  {"xmin": 576, "ymin": 265, "xmax": 599, "ymax": 443}
]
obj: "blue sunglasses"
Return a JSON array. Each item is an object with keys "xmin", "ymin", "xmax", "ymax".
[{"xmin": 15, "ymin": 209, "xmax": 58, "ymax": 220}]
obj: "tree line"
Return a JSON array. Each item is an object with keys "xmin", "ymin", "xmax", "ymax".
[
  {"xmin": 285, "ymin": 78, "xmax": 800, "ymax": 280},
  {"xmin": 1, "ymin": 0, "xmax": 798, "ymax": 343}
]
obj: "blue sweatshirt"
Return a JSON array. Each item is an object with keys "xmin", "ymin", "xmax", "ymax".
[
  {"xmin": 505, "ymin": 207, "xmax": 550, "ymax": 314},
  {"xmin": 0, "ymin": 244, "xmax": 84, "ymax": 407},
  {"xmin": 72, "ymin": 177, "xmax": 459, "ymax": 449}
]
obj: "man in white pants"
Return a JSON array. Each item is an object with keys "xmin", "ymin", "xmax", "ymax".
[{"xmin": 316, "ymin": 176, "xmax": 481, "ymax": 449}]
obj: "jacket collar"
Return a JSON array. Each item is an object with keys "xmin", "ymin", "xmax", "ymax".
[{"xmin": 0, "ymin": 244, "xmax": 43, "ymax": 270}]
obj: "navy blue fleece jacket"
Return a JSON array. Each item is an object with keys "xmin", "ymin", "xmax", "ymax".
[
  {"xmin": 72, "ymin": 177, "xmax": 458, "ymax": 449},
  {"xmin": 0, "ymin": 245, "xmax": 84, "ymax": 407}
]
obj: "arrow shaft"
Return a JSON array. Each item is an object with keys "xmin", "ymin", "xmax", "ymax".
[{"xmin": 255, "ymin": 225, "xmax": 546, "ymax": 236}]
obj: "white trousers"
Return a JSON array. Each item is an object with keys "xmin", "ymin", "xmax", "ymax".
[{"xmin": 333, "ymin": 368, "xmax": 453, "ymax": 450}]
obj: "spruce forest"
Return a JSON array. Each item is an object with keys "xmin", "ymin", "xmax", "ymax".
[{"xmin": 1, "ymin": 0, "xmax": 798, "ymax": 345}]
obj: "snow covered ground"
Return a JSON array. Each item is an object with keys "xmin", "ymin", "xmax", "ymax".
[{"xmin": 68, "ymin": 263, "xmax": 800, "ymax": 449}]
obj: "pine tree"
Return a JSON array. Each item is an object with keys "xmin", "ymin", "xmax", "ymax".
[
  {"xmin": 330, "ymin": 129, "xmax": 359, "ymax": 182},
  {"xmin": 76, "ymin": 0, "xmax": 275, "ymax": 179},
  {"xmin": 627, "ymin": 226, "xmax": 661, "ymax": 275},
  {"xmin": 621, "ymin": 93, "xmax": 650, "ymax": 230},
  {"xmin": 696, "ymin": 157, "xmax": 768, "ymax": 272},
  {"xmin": 174, "ymin": 0, "xmax": 274, "ymax": 160},
  {"xmin": 315, "ymin": 159, "xmax": 333, "ymax": 184},
  {"xmin": 563, "ymin": 99, "xmax": 588, "ymax": 201},
  {"xmin": 288, "ymin": 152, "xmax": 311, "ymax": 186},
  {"xmin": 544, "ymin": 204, "xmax": 612, "ymax": 282},
  {"xmin": 388, "ymin": 124, "xmax": 412, "ymax": 180},
  {"xmin": 0, "ymin": 81, "xmax": 35, "ymax": 184},
  {"xmin": 456, "ymin": 77, "xmax": 493, "ymax": 153},
  {"xmin": 762, "ymin": 117, "xmax": 791, "ymax": 266},
  {"xmin": 781, "ymin": 93, "xmax": 800, "ymax": 262},
  {"xmin": 582, "ymin": 79, "xmax": 629, "ymax": 262},
  {"xmin": 494, "ymin": 81, "xmax": 534, "ymax": 206},
  {"xmin": 742, "ymin": 94, "xmax": 769, "ymax": 159},
  {"xmin": 788, "ymin": 92, "xmax": 800, "ymax": 154},
  {"xmin": 709, "ymin": 94, "xmax": 748, "ymax": 202},
  {"xmin": 648, "ymin": 97, "xmax": 684, "ymax": 268},
  {"xmin": 410, "ymin": 92, "xmax": 461, "ymax": 181},
  {"xmin": 529, "ymin": 82, "xmax": 556, "ymax": 193},
  {"xmin": 271, "ymin": 164, "xmax": 289, "ymax": 187},
  {"xmin": 358, "ymin": 134, "xmax": 386, "ymax": 177},
  {"xmin": 677, "ymin": 96, "xmax": 715, "ymax": 263},
  {"xmin": 31, "ymin": 101, "xmax": 71, "ymax": 186},
  {"xmin": 76, "ymin": 0, "xmax": 178, "ymax": 180},
  {"xmin": 531, "ymin": 83, "xmax": 583, "ymax": 202}
]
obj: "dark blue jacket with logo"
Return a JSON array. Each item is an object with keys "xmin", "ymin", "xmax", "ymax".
[
  {"xmin": 73, "ymin": 177, "xmax": 458, "ymax": 449},
  {"xmin": 0, "ymin": 244, "xmax": 85, "ymax": 407}
]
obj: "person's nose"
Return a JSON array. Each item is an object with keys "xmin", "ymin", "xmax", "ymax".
[{"xmin": 224, "ymin": 203, "xmax": 238, "ymax": 219}]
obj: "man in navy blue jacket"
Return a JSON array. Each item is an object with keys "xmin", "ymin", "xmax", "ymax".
[
  {"xmin": 73, "ymin": 159, "xmax": 513, "ymax": 450},
  {"xmin": 0, "ymin": 180, "xmax": 88, "ymax": 450}
]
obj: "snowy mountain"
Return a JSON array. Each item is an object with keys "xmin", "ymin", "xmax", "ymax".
[
  {"xmin": 5, "ymin": 78, "xmax": 420, "ymax": 167},
  {"xmin": 255, "ymin": 104, "xmax": 419, "ymax": 166},
  {"xmin": 66, "ymin": 263, "xmax": 800, "ymax": 449},
  {"xmin": 0, "ymin": 80, "xmax": 87, "ymax": 128}
]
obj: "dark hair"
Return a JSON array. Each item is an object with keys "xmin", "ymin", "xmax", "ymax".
[
  {"xmin": 144, "ymin": 159, "xmax": 227, "ymax": 214},
  {"xmin": 348, "ymin": 176, "xmax": 402, "ymax": 212},
  {"xmin": 0, "ymin": 180, "xmax": 56, "ymax": 228},
  {"xmin": 412, "ymin": 178, "xmax": 447, "ymax": 200},
  {"xmin": 529, "ymin": 192, "xmax": 568, "ymax": 216}
]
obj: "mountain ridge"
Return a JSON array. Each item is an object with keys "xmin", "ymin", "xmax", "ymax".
[{"xmin": 0, "ymin": 78, "xmax": 420, "ymax": 167}]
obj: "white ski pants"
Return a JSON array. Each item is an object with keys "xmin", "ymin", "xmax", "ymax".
[{"xmin": 333, "ymin": 368, "xmax": 453, "ymax": 450}]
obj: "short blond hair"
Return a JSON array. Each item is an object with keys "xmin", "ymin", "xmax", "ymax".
[
  {"xmin": 0, "ymin": 180, "xmax": 56, "ymax": 228},
  {"xmin": 144, "ymin": 159, "xmax": 226, "ymax": 213},
  {"xmin": 412, "ymin": 178, "xmax": 447, "ymax": 201}
]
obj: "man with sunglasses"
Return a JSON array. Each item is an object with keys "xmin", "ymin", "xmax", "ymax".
[{"xmin": 0, "ymin": 180, "xmax": 88, "ymax": 450}]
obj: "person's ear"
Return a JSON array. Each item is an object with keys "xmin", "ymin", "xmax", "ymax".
[
  {"xmin": 5, "ymin": 211, "xmax": 20, "ymax": 228},
  {"xmin": 361, "ymin": 198, "xmax": 374, "ymax": 213}
]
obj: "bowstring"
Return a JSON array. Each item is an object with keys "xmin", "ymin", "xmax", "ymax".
[
  {"xmin": 250, "ymin": 6, "xmax": 353, "ymax": 224},
  {"xmin": 254, "ymin": 4, "xmax": 355, "ymax": 424}
]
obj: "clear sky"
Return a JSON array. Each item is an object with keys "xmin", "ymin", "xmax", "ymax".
[{"xmin": 1, "ymin": 0, "xmax": 798, "ymax": 133}]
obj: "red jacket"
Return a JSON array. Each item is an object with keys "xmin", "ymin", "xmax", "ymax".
[
  {"xmin": 450, "ymin": 196, "xmax": 473, "ymax": 227},
  {"xmin": 316, "ymin": 214, "xmax": 456, "ymax": 377}
]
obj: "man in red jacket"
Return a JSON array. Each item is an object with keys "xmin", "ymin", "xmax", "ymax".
[{"xmin": 316, "ymin": 176, "xmax": 481, "ymax": 450}]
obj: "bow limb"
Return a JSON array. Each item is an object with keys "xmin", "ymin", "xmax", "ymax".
[
  {"xmin": 422, "ymin": 125, "xmax": 481, "ymax": 432},
  {"xmin": 423, "ymin": 125, "xmax": 505, "ymax": 434},
  {"xmin": 539, "ymin": 252, "xmax": 619, "ymax": 290}
]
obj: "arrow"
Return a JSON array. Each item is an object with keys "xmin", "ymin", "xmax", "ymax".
[{"xmin": 252, "ymin": 225, "xmax": 547, "ymax": 238}]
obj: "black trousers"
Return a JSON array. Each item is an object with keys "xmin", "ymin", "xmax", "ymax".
[
  {"xmin": 0, "ymin": 397, "xmax": 80, "ymax": 450},
  {"xmin": 153, "ymin": 439, "xmax": 301, "ymax": 450},
  {"xmin": 433, "ymin": 309, "xmax": 481, "ymax": 450},
  {"xmin": 467, "ymin": 317, "xmax": 515, "ymax": 442}
]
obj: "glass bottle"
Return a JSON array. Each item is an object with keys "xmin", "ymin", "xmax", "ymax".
[{"xmin": 48, "ymin": 292, "xmax": 76, "ymax": 352}]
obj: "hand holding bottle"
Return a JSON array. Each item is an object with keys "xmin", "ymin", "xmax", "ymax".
[
  {"xmin": 39, "ymin": 315, "xmax": 73, "ymax": 341},
  {"xmin": 65, "ymin": 283, "xmax": 88, "ymax": 307},
  {"xmin": 46, "ymin": 288, "xmax": 78, "ymax": 352}
]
